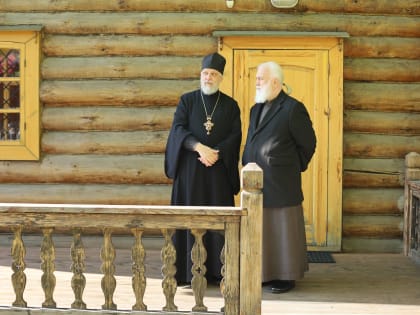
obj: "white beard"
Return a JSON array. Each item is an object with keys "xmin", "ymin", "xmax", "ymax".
[
  {"xmin": 201, "ymin": 83, "xmax": 219, "ymax": 95},
  {"xmin": 255, "ymin": 84, "xmax": 270, "ymax": 103}
]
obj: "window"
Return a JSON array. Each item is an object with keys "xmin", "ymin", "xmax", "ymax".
[{"xmin": 0, "ymin": 27, "xmax": 41, "ymax": 160}]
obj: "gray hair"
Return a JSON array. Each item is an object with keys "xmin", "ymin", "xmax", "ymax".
[
  {"xmin": 259, "ymin": 61, "xmax": 292, "ymax": 93},
  {"xmin": 259, "ymin": 61, "xmax": 284, "ymax": 85}
]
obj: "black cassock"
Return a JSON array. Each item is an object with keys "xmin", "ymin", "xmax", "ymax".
[{"xmin": 165, "ymin": 89, "xmax": 241, "ymax": 284}]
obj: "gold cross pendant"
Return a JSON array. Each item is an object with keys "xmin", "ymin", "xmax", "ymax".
[{"xmin": 203, "ymin": 117, "xmax": 214, "ymax": 135}]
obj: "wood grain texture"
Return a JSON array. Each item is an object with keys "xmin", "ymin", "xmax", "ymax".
[
  {"xmin": 40, "ymin": 79, "xmax": 196, "ymax": 106},
  {"xmin": 0, "ymin": 0, "xmax": 418, "ymax": 14},
  {"xmin": 0, "ymin": 154, "xmax": 169, "ymax": 184},
  {"xmin": 1, "ymin": 13, "xmax": 418, "ymax": 37},
  {"xmin": 42, "ymin": 107, "xmax": 174, "ymax": 131}
]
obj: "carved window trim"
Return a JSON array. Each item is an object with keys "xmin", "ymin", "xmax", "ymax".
[{"xmin": 0, "ymin": 27, "xmax": 41, "ymax": 160}]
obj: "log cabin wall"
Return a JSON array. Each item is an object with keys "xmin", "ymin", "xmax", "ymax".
[{"xmin": 0, "ymin": 0, "xmax": 419, "ymax": 252}]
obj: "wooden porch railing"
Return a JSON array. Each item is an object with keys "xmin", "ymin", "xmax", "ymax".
[{"xmin": 0, "ymin": 163, "xmax": 262, "ymax": 315}]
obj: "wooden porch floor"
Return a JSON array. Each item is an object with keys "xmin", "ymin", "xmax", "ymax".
[{"xmin": 1, "ymin": 234, "xmax": 419, "ymax": 315}]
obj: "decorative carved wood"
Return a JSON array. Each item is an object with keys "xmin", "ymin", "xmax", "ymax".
[
  {"xmin": 131, "ymin": 228, "xmax": 147, "ymax": 311},
  {"xmin": 220, "ymin": 244, "xmax": 226, "ymax": 312},
  {"xmin": 161, "ymin": 228, "xmax": 177, "ymax": 312},
  {"xmin": 70, "ymin": 228, "xmax": 87, "ymax": 309},
  {"xmin": 191, "ymin": 228, "xmax": 208, "ymax": 312},
  {"xmin": 41, "ymin": 228, "xmax": 56, "ymax": 308},
  {"xmin": 11, "ymin": 225, "xmax": 27, "ymax": 307},
  {"xmin": 100, "ymin": 228, "xmax": 117, "ymax": 310}
]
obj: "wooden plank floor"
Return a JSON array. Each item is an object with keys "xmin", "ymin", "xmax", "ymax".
[{"xmin": 1, "ymin": 234, "xmax": 420, "ymax": 315}]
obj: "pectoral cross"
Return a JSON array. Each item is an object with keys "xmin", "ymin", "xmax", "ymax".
[{"xmin": 203, "ymin": 117, "xmax": 214, "ymax": 135}]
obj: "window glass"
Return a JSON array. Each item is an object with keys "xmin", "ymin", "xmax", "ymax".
[
  {"xmin": 0, "ymin": 113, "xmax": 20, "ymax": 140},
  {"xmin": 0, "ymin": 49, "xmax": 20, "ymax": 142},
  {"xmin": 0, "ymin": 49, "xmax": 20, "ymax": 77}
]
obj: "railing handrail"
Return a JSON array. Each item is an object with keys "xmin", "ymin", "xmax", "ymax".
[
  {"xmin": 0, "ymin": 203, "xmax": 245, "ymax": 232},
  {"xmin": 0, "ymin": 202, "xmax": 244, "ymax": 214}
]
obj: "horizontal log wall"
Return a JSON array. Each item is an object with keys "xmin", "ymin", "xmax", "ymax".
[
  {"xmin": 1, "ymin": 0, "xmax": 418, "ymax": 14},
  {"xmin": 0, "ymin": 0, "xmax": 419, "ymax": 252}
]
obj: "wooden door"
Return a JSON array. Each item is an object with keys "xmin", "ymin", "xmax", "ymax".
[{"xmin": 218, "ymin": 35, "xmax": 344, "ymax": 250}]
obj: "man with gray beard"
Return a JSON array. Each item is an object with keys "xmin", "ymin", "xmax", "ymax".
[
  {"xmin": 165, "ymin": 52, "xmax": 242, "ymax": 285},
  {"xmin": 242, "ymin": 61, "xmax": 316, "ymax": 293}
]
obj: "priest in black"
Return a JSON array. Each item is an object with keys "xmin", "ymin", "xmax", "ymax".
[{"xmin": 164, "ymin": 52, "xmax": 242, "ymax": 285}]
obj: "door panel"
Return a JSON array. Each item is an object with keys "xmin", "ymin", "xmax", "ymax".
[{"xmin": 234, "ymin": 49, "xmax": 329, "ymax": 248}]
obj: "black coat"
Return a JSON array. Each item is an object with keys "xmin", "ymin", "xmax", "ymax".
[{"xmin": 242, "ymin": 90, "xmax": 316, "ymax": 208}]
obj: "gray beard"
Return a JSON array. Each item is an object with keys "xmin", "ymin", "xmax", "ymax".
[
  {"xmin": 255, "ymin": 90, "xmax": 268, "ymax": 103},
  {"xmin": 201, "ymin": 84, "xmax": 218, "ymax": 95}
]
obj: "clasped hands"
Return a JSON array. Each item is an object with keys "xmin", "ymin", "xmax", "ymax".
[{"xmin": 194, "ymin": 143, "xmax": 219, "ymax": 167}]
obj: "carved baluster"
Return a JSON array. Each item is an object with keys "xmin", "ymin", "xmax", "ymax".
[
  {"xmin": 191, "ymin": 229, "xmax": 207, "ymax": 312},
  {"xmin": 71, "ymin": 229, "xmax": 87, "ymax": 309},
  {"xmin": 161, "ymin": 228, "xmax": 177, "ymax": 312},
  {"xmin": 41, "ymin": 228, "xmax": 56, "ymax": 308},
  {"xmin": 131, "ymin": 228, "xmax": 147, "ymax": 311},
  {"xmin": 11, "ymin": 225, "xmax": 27, "ymax": 307},
  {"xmin": 220, "ymin": 244, "xmax": 226, "ymax": 312},
  {"xmin": 100, "ymin": 229, "xmax": 117, "ymax": 310}
]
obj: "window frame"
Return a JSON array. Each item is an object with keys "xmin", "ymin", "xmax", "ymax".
[{"xmin": 0, "ymin": 26, "xmax": 42, "ymax": 160}]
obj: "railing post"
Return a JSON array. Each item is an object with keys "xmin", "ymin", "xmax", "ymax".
[
  {"xmin": 239, "ymin": 162, "xmax": 263, "ymax": 315},
  {"xmin": 404, "ymin": 152, "xmax": 420, "ymax": 256}
]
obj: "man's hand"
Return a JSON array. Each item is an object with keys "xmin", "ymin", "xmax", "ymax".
[{"xmin": 194, "ymin": 143, "xmax": 219, "ymax": 167}]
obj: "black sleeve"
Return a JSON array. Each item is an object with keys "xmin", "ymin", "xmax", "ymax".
[
  {"xmin": 289, "ymin": 102, "xmax": 317, "ymax": 172},
  {"xmin": 164, "ymin": 95, "xmax": 193, "ymax": 179},
  {"xmin": 183, "ymin": 135, "xmax": 199, "ymax": 151}
]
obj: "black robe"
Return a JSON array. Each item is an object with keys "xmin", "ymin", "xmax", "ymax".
[{"xmin": 165, "ymin": 89, "xmax": 241, "ymax": 283}]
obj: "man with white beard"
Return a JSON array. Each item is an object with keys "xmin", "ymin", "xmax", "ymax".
[
  {"xmin": 165, "ymin": 52, "xmax": 242, "ymax": 285},
  {"xmin": 242, "ymin": 61, "xmax": 317, "ymax": 293}
]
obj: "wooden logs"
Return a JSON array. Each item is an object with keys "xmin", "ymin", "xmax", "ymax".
[
  {"xmin": 1, "ymin": 13, "xmax": 418, "ymax": 37},
  {"xmin": 0, "ymin": 0, "xmax": 418, "ymax": 15},
  {"xmin": 0, "ymin": 154, "xmax": 169, "ymax": 184},
  {"xmin": 344, "ymin": 58, "xmax": 420, "ymax": 82},
  {"xmin": 41, "ymin": 35, "xmax": 420, "ymax": 59},
  {"xmin": 42, "ymin": 132, "xmax": 168, "ymax": 154},
  {"xmin": 42, "ymin": 56, "xmax": 202, "ymax": 79},
  {"xmin": 343, "ymin": 188, "xmax": 403, "ymax": 215},
  {"xmin": 343, "ymin": 215, "xmax": 402, "ymax": 238},
  {"xmin": 42, "ymin": 107, "xmax": 174, "ymax": 131},
  {"xmin": 344, "ymin": 134, "xmax": 420, "ymax": 158},
  {"xmin": 40, "ymin": 79, "xmax": 196, "ymax": 106},
  {"xmin": 344, "ymin": 111, "xmax": 420, "ymax": 135},
  {"xmin": 344, "ymin": 82, "xmax": 420, "ymax": 112},
  {"xmin": 43, "ymin": 35, "xmax": 216, "ymax": 57},
  {"xmin": 343, "ymin": 158, "xmax": 405, "ymax": 188},
  {"xmin": 0, "ymin": 184, "xmax": 171, "ymax": 205}
]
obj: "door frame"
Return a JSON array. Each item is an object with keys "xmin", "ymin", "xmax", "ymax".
[{"xmin": 216, "ymin": 31, "xmax": 348, "ymax": 251}]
